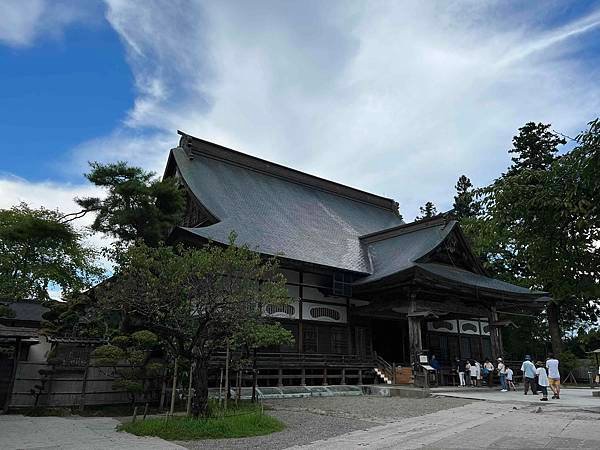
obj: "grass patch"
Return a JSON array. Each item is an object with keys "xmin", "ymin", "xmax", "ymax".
[{"xmin": 118, "ymin": 411, "xmax": 285, "ymax": 440}]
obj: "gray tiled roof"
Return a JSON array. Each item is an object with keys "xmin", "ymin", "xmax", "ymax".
[
  {"xmin": 173, "ymin": 146, "xmax": 403, "ymax": 272},
  {"xmin": 354, "ymin": 221, "xmax": 455, "ymax": 285},
  {"xmin": 416, "ymin": 263, "xmax": 546, "ymax": 296},
  {"xmin": 169, "ymin": 138, "xmax": 544, "ymax": 298}
]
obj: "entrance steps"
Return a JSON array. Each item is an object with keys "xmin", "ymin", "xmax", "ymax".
[{"xmin": 374, "ymin": 367, "xmax": 392, "ymax": 384}]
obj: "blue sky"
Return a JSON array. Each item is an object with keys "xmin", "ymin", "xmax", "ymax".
[{"xmin": 1, "ymin": 0, "xmax": 600, "ymax": 223}]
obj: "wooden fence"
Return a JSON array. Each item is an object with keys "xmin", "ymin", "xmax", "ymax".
[{"xmin": 10, "ymin": 362, "xmax": 160, "ymax": 409}]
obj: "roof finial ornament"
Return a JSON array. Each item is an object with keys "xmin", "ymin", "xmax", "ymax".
[{"xmin": 183, "ymin": 135, "xmax": 194, "ymax": 160}]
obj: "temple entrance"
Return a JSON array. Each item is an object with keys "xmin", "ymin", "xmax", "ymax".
[{"xmin": 371, "ymin": 319, "xmax": 408, "ymax": 364}]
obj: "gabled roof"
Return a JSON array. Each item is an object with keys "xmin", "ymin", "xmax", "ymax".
[
  {"xmin": 168, "ymin": 134, "xmax": 403, "ymax": 273},
  {"xmin": 0, "ymin": 300, "xmax": 48, "ymax": 322},
  {"xmin": 166, "ymin": 133, "xmax": 546, "ymax": 300}
]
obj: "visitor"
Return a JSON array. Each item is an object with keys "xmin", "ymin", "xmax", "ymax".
[
  {"xmin": 431, "ymin": 355, "xmax": 441, "ymax": 370},
  {"xmin": 497, "ymin": 358, "xmax": 507, "ymax": 392},
  {"xmin": 483, "ymin": 359, "xmax": 494, "ymax": 387},
  {"xmin": 470, "ymin": 359, "xmax": 480, "ymax": 387},
  {"xmin": 475, "ymin": 360, "xmax": 482, "ymax": 387},
  {"xmin": 546, "ymin": 353, "xmax": 561, "ymax": 400},
  {"xmin": 506, "ymin": 366, "xmax": 516, "ymax": 391},
  {"xmin": 465, "ymin": 360, "xmax": 472, "ymax": 386},
  {"xmin": 536, "ymin": 361, "xmax": 549, "ymax": 401},
  {"xmin": 521, "ymin": 355, "xmax": 537, "ymax": 395},
  {"xmin": 456, "ymin": 358, "xmax": 467, "ymax": 387}
]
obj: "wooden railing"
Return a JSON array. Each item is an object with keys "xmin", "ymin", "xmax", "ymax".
[{"xmin": 209, "ymin": 352, "xmax": 377, "ymax": 369}]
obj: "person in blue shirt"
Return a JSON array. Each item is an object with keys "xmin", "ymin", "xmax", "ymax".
[{"xmin": 520, "ymin": 355, "xmax": 538, "ymax": 395}]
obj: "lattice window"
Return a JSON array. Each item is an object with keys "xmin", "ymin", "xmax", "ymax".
[
  {"xmin": 310, "ymin": 306, "xmax": 340, "ymax": 321},
  {"xmin": 265, "ymin": 304, "xmax": 296, "ymax": 318}
]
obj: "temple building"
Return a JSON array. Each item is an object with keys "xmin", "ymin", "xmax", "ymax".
[{"xmin": 164, "ymin": 131, "xmax": 547, "ymax": 386}]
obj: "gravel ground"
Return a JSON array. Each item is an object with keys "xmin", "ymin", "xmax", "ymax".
[{"xmin": 178, "ymin": 396, "xmax": 472, "ymax": 450}]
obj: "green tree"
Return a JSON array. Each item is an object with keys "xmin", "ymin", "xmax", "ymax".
[
  {"xmin": 0, "ymin": 203, "xmax": 102, "ymax": 300},
  {"xmin": 92, "ymin": 330, "xmax": 164, "ymax": 407},
  {"xmin": 72, "ymin": 162, "xmax": 185, "ymax": 247},
  {"xmin": 416, "ymin": 201, "xmax": 438, "ymax": 220},
  {"xmin": 507, "ymin": 122, "xmax": 565, "ymax": 175},
  {"xmin": 476, "ymin": 121, "xmax": 600, "ymax": 353},
  {"xmin": 95, "ymin": 234, "xmax": 290, "ymax": 417},
  {"xmin": 452, "ymin": 175, "xmax": 478, "ymax": 219},
  {"xmin": 232, "ymin": 322, "xmax": 294, "ymax": 402}
]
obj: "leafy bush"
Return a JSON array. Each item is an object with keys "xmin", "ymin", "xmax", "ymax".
[{"xmin": 92, "ymin": 344, "xmax": 126, "ymax": 365}]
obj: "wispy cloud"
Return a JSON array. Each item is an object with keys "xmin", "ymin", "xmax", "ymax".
[
  {"xmin": 0, "ymin": 0, "xmax": 100, "ymax": 47},
  {"xmin": 2, "ymin": 0, "xmax": 600, "ymax": 222}
]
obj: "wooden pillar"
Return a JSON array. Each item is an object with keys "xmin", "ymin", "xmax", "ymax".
[
  {"xmin": 3, "ymin": 338, "xmax": 21, "ymax": 412},
  {"xmin": 489, "ymin": 304, "xmax": 502, "ymax": 357},
  {"xmin": 78, "ymin": 345, "xmax": 91, "ymax": 412},
  {"xmin": 298, "ymin": 271, "xmax": 304, "ymax": 353},
  {"xmin": 408, "ymin": 293, "xmax": 423, "ymax": 365}
]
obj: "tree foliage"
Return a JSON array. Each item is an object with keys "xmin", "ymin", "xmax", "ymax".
[
  {"xmin": 0, "ymin": 203, "xmax": 102, "ymax": 300},
  {"xmin": 416, "ymin": 201, "xmax": 438, "ymax": 220},
  {"xmin": 92, "ymin": 329, "xmax": 164, "ymax": 406},
  {"xmin": 452, "ymin": 175, "xmax": 478, "ymax": 220},
  {"xmin": 465, "ymin": 120, "xmax": 600, "ymax": 353},
  {"xmin": 94, "ymin": 233, "xmax": 291, "ymax": 417},
  {"xmin": 74, "ymin": 161, "xmax": 185, "ymax": 247}
]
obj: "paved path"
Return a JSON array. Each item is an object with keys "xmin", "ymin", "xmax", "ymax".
[
  {"xmin": 0, "ymin": 414, "xmax": 184, "ymax": 450},
  {"xmin": 288, "ymin": 400, "xmax": 600, "ymax": 449},
  {"xmin": 431, "ymin": 386, "xmax": 600, "ymax": 409}
]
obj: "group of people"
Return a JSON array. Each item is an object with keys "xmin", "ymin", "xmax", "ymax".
[
  {"xmin": 454, "ymin": 353, "xmax": 561, "ymax": 402},
  {"xmin": 455, "ymin": 357, "xmax": 514, "ymax": 390}
]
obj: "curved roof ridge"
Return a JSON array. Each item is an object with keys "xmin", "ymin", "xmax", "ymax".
[{"xmin": 177, "ymin": 131, "xmax": 400, "ymax": 213}]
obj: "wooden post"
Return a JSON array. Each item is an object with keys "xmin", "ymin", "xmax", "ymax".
[
  {"xmin": 322, "ymin": 367, "xmax": 328, "ymax": 386},
  {"xmin": 169, "ymin": 357, "xmax": 179, "ymax": 416},
  {"xmin": 358, "ymin": 369, "xmax": 363, "ymax": 384},
  {"xmin": 132, "ymin": 406, "xmax": 138, "ymax": 423},
  {"xmin": 341, "ymin": 368, "xmax": 346, "ymax": 385},
  {"xmin": 277, "ymin": 368, "xmax": 283, "ymax": 387},
  {"xmin": 159, "ymin": 375, "xmax": 167, "ymax": 410},
  {"xmin": 300, "ymin": 368, "xmax": 306, "ymax": 386},
  {"xmin": 143, "ymin": 402, "xmax": 149, "ymax": 420},
  {"xmin": 224, "ymin": 342, "xmax": 230, "ymax": 410},
  {"xmin": 78, "ymin": 346, "xmax": 91, "ymax": 413},
  {"xmin": 186, "ymin": 362, "xmax": 194, "ymax": 416},
  {"xmin": 408, "ymin": 293, "xmax": 423, "ymax": 365},
  {"xmin": 489, "ymin": 305, "xmax": 501, "ymax": 358},
  {"xmin": 3, "ymin": 338, "xmax": 21, "ymax": 412}
]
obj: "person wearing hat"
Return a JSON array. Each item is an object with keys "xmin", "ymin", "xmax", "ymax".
[
  {"xmin": 497, "ymin": 357, "xmax": 507, "ymax": 392},
  {"xmin": 521, "ymin": 355, "xmax": 537, "ymax": 395}
]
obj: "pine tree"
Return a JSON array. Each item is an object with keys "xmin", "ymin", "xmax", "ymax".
[
  {"xmin": 416, "ymin": 201, "xmax": 438, "ymax": 220},
  {"xmin": 453, "ymin": 175, "xmax": 478, "ymax": 219}
]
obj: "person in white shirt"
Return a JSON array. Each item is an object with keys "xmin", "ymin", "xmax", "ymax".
[
  {"xmin": 497, "ymin": 358, "xmax": 507, "ymax": 392},
  {"xmin": 536, "ymin": 361, "xmax": 549, "ymax": 401},
  {"xmin": 546, "ymin": 353, "xmax": 561, "ymax": 399},
  {"xmin": 469, "ymin": 360, "xmax": 479, "ymax": 387},
  {"xmin": 505, "ymin": 366, "xmax": 516, "ymax": 391}
]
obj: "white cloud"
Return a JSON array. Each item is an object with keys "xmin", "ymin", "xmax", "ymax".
[
  {"xmin": 97, "ymin": 0, "xmax": 600, "ymax": 219},
  {"xmin": 0, "ymin": 0, "xmax": 98, "ymax": 47},
  {"xmin": 3, "ymin": 0, "xmax": 600, "ymax": 223}
]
